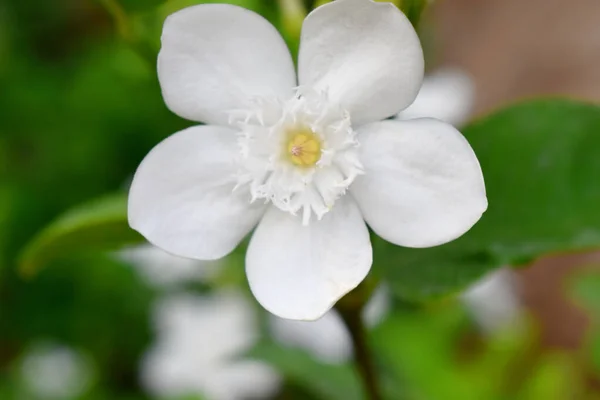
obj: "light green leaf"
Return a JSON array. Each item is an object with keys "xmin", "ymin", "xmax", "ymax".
[
  {"xmin": 567, "ymin": 268, "xmax": 600, "ymax": 374},
  {"xmin": 568, "ymin": 268, "xmax": 600, "ymax": 314},
  {"xmin": 517, "ymin": 353, "xmax": 583, "ymax": 400},
  {"xmin": 372, "ymin": 307, "xmax": 490, "ymax": 400},
  {"xmin": 249, "ymin": 342, "xmax": 363, "ymax": 400},
  {"xmin": 19, "ymin": 193, "xmax": 143, "ymax": 276},
  {"xmin": 374, "ymin": 100, "xmax": 600, "ymax": 302}
]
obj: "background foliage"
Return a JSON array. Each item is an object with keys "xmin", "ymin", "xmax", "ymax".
[{"xmin": 1, "ymin": 0, "xmax": 599, "ymax": 399}]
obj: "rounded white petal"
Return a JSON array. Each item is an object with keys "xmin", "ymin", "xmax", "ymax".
[
  {"xmin": 351, "ymin": 119, "xmax": 487, "ymax": 248},
  {"xmin": 397, "ymin": 68, "xmax": 475, "ymax": 126},
  {"xmin": 128, "ymin": 125, "xmax": 265, "ymax": 260},
  {"xmin": 141, "ymin": 291, "xmax": 278, "ymax": 400},
  {"xmin": 212, "ymin": 361, "xmax": 281, "ymax": 400},
  {"xmin": 117, "ymin": 244, "xmax": 221, "ymax": 288},
  {"xmin": 268, "ymin": 284, "xmax": 390, "ymax": 364},
  {"xmin": 298, "ymin": 0, "xmax": 424, "ymax": 126},
  {"xmin": 461, "ymin": 268, "xmax": 522, "ymax": 334},
  {"xmin": 21, "ymin": 344, "xmax": 91, "ymax": 400},
  {"xmin": 158, "ymin": 4, "xmax": 296, "ymax": 125},
  {"xmin": 246, "ymin": 197, "xmax": 372, "ymax": 320},
  {"xmin": 269, "ymin": 311, "xmax": 352, "ymax": 364}
]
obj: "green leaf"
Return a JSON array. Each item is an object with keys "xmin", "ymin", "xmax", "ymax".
[
  {"xmin": 567, "ymin": 268, "xmax": 600, "ymax": 374},
  {"xmin": 249, "ymin": 342, "xmax": 363, "ymax": 400},
  {"xmin": 374, "ymin": 100, "xmax": 600, "ymax": 302},
  {"xmin": 568, "ymin": 268, "xmax": 600, "ymax": 315},
  {"xmin": 372, "ymin": 307, "xmax": 489, "ymax": 400},
  {"xmin": 19, "ymin": 193, "xmax": 143, "ymax": 276},
  {"xmin": 517, "ymin": 353, "xmax": 583, "ymax": 400}
]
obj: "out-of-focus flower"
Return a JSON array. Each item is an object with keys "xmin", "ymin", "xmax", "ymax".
[
  {"xmin": 19, "ymin": 344, "xmax": 92, "ymax": 400},
  {"xmin": 461, "ymin": 268, "xmax": 523, "ymax": 334},
  {"xmin": 397, "ymin": 68, "xmax": 475, "ymax": 126},
  {"xmin": 141, "ymin": 291, "xmax": 280, "ymax": 400},
  {"xmin": 269, "ymin": 286, "xmax": 390, "ymax": 364},
  {"xmin": 117, "ymin": 244, "xmax": 220, "ymax": 288},
  {"xmin": 129, "ymin": 0, "xmax": 487, "ymax": 320}
]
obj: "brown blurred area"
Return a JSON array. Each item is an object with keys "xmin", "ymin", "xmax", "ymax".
[{"xmin": 427, "ymin": 0, "xmax": 600, "ymax": 350}]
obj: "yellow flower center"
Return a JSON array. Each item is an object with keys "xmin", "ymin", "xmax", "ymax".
[{"xmin": 285, "ymin": 127, "xmax": 322, "ymax": 167}]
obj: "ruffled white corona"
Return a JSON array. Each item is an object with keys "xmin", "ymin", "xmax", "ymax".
[
  {"xmin": 232, "ymin": 90, "xmax": 363, "ymax": 224},
  {"xmin": 128, "ymin": 0, "xmax": 488, "ymax": 320}
]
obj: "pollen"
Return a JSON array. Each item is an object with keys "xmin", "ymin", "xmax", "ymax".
[{"xmin": 285, "ymin": 127, "xmax": 322, "ymax": 167}]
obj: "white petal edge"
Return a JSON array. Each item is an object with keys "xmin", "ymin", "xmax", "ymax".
[
  {"xmin": 397, "ymin": 68, "xmax": 475, "ymax": 126},
  {"xmin": 128, "ymin": 125, "xmax": 265, "ymax": 260},
  {"xmin": 246, "ymin": 196, "xmax": 372, "ymax": 320},
  {"xmin": 298, "ymin": 0, "xmax": 424, "ymax": 126},
  {"xmin": 351, "ymin": 119, "xmax": 487, "ymax": 248},
  {"xmin": 158, "ymin": 4, "xmax": 296, "ymax": 125}
]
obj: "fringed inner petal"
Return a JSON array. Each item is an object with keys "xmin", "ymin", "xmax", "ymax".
[{"xmin": 231, "ymin": 89, "xmax": 364, "ymax": 224}]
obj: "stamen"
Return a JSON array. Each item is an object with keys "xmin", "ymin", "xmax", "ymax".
[
  {"xmin": 233, "ymin": 89, "xmax": 363, "ymax": 223},
  {"xmin": 285, "ymin": 128, "xmax": 322, "ymax": 167}
]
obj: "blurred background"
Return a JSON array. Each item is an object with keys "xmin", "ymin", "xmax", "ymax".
[{"xmin": 1, "ymin": 0, "xmax": 600, "ymax": 399}]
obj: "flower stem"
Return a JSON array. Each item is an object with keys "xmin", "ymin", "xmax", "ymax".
[{"xmin": 336, "ymin": 289, "xmax": 382, "ymax": 400}]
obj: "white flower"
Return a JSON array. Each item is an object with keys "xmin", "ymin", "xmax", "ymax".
[
  {"xmin": 118, "ymin": 244, "xmax": 221, "ymax": 288},
  {"xmin": 128, "ymin": 0, "xmax": 487, "ymax": 320},
  {"xmin": 19, "ymin": 344, "xmax": 92, "ymax": 400},
  {"xmin": 140, "ymin": 291, "xmax": 280, "ymax": 400},
  {"xmin": 461, "ymin": 268, "xmax": 523, "ymax": 334},
  {"xmin": 397, "ymin": 68, "xmax": 475, "ymax": 126},
  {"xmin": 269, "ymin": 286, "xmax": 390, "ymax": 364}
]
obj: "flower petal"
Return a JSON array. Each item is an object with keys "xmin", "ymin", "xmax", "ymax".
[
  {"xmin": 128, "ymin": 125, "xmax": 265, "ymax": 260},
  {"xmin": 158, "ymin": 4, "xmax": 296, "ymax": 125},
  {"xmin": 397, "ymin": 68, "xmax": 475, "ymax": 126},
  {"xmin": 246, "ymin": 197, "xmax": 372, "ymax": 320},
  {"xmin": 351, "ymin": 119, "xmax": 487, "ymax": 248},
  {"xmin": 269, "ymin": 311, "xmax": 352, "ymax": 364},
  {"xmin": 298, "ymin": 0, "xmax": 424, "ymax": 126}
]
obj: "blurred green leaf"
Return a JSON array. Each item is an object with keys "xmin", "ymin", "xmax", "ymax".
[
  {"xmin": 375, "ymin": 100, "xmax": 600, "ymax": 302},
  {"xmin": 589, "ymin": 333, "xmax": 600, "ymax": 375},
  {"xmin": 568, "ymin": 268, "xmax": 600, "ymax": 375},
  {"xmin": 19, "ymin": 194, "xmax": 143, "ymax": 276},
  {"xmin": 2, "ymin": 254, "xmax": 154, "ymax": 396},
  {"xmin": 373, "ymin": 307, "xmax": 493, "ymax": 400},
  {"xmin": 569, "ymin": 269, "xmax": 600, "ymax": 314},
  {"xmin": 249, "ymin": 342, "xmax": 363, "ymax": 400},
  {"xmin": 517, "ymin": 353, "xmax": 583, "ymax": 400}
]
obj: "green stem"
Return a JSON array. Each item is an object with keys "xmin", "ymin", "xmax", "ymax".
[{"xmin": 337, "ymin": 296, "xmax": 382, "ymax": 400}]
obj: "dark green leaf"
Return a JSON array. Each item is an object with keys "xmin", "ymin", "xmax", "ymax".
[
  {"xmin": 375, "ymin": 100, "xmax": 600, "ymax": 302},
  {"xmin": 249, "ymin": 342, "xmax": 364, "ymax": 400},
  {"xmin": 19, "ymin": 193, "xmax": 143, "ymax": 275}
]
